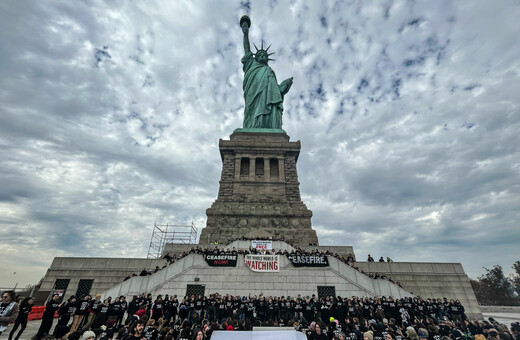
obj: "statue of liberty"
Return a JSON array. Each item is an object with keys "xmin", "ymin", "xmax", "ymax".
[{"xmin": 240, "ymin": 15, "xmax": 293, "ymax": 129}]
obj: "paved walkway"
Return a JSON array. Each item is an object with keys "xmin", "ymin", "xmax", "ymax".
[{"xmin": 0, "ymin": 319, "xmax": 43, "ymax": 340}]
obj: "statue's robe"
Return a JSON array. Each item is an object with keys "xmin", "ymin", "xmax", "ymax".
[{"xmin": 241, "ymin": 52, "xmax": 283, "ymax": 129}]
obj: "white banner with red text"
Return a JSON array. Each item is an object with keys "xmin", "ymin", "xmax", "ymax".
[
  {"xmin": 251, "ymin": 240, "xmax": 273, "ymax": 250},
  {"xmin": 244, "ymin": 254, "xmax": 279, "ymax": 272}
]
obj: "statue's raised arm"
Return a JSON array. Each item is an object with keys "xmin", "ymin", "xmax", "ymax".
[
  {"xmin": 240, "ymin": 15, "xmax": 251, "ymax": 55},
  {"xmin": 238, "ymin": 15, "xmax": 293, "ymax": 130}
]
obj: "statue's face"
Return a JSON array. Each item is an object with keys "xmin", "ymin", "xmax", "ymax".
[{"xmin": 256, "ymin": 51, "xmax": 268, "ymax": 65}]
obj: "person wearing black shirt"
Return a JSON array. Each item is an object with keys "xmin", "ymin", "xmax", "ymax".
[
  {"xmin": 256, "ymin": 297, "xmax": 267, "ymax": 322},
  {"xmin": 127, "ymin": 319, "xmax": 145, "ymax": 340},
  {"xmin": 118, "ymin": 296, "xmax": 127, "ymax": 326},
  {"xmin": 302, "ymin": 298, "xmax": 313, "ymax": 323},
  {"xmin": 91, "ymin": 299, "xmax": 109, "ymax": 330},
  {"xmin": 82, "ymin": 294, "xmax": 102, "ymax": 331},
  {"xmin": 310, "ymin": 322, "xmax": 328, "ymax": 340},
  {"xmin": 8, "ymin": 296, "xmax": 33, "ymax": 340},
  {"xmin": 152, "ymin": 296, "xmax": 164, "ymax": 321},
  {"xmin": 169, "ymin": 295, "xmax": 179, "ymax": 323},
  {"xmin": 194, "ymin": 295, "xmax": 204, "ymax": 320},
  {"xmin": 286, "ymin": 298, "xmax": 295, "ymax": 322},
  {"xmin": 53, "ymin": 295, "xmax": 76, "ymax": 334},
  {"xmin": 186, "ymin": 296, "xmax": 196, "ymax": 321},
  {"xmin": 143, "ymin": 319, "xmax": 159, "ymax": 340},
  {"xmin": 225, "ymin": 296, "xmax": 234, "ymax": 319},
  {"xmin": 36, "ymin": 293, "xmax": 61, "ymax": 340},
  {"xmin": 127, "ymin": 296, "xmax": 139, "ymax": 324},
  {"xmin": 334, "ymin": 297, "xmax": 345, "ymax": 324},
  {"xmin": 321, "ymin": 297, "xmax": 332, "ymax": 324},
  {"xmin": 216, "ymin": 298, "xmax": 226, "ymax": 322},
  {"xmin": 178, "ymin": 298, "xmax": 188, "ymax": 321},
  {"xmin": 448, "ymin": 300, "xmax": 463, "ymax": 324},
  {"xmin": 72, "ymin": 294, "xmax": 91, "ymax": 332},
  {"xmin": 267, "ymin": 298, "xmax": 275, "ymax": 322},
  {"xmin": 107, "ymin": 297, "xmax": 121, "ymax": 324}
]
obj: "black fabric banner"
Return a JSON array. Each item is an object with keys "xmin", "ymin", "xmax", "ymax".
[
  {"xmin": 204, "ymin": 254, "xmax": 238, "ymax": 267},
  {"xmin": 286, "ymin": 254, "xmax": 329, "ymax": 267}
]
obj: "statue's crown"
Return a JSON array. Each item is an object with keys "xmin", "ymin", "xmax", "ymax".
[{"xmin": 253, "ymin": 40, "xmax": 275, "ymax": 61}]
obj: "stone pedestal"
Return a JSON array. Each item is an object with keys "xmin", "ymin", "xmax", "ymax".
[{"xmin": 199, "ymin": 131, "xmax": 318, "ymax": 246}]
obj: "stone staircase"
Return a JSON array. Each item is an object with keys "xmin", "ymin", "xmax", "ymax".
[{"xmin": 101, "ymin": 251, "xmax": 412, "ymax": 299}]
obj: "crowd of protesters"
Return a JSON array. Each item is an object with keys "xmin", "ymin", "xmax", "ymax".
[
  {"xmin": 121, "ymin": 245, "xmax": 401, "ymax": 288},
  {"xmin": 3, "ymin": 288, "xmax": 520, "ymax": 340},
  {"xmin": 3, "ymin": 290, "xmax": 518, "ymax": 340}
]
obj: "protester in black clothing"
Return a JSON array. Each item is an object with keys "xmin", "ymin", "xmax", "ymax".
[
  {"xmin": 143, "ymin": 319, "xmax": 159, "ymax": 340},
  {"xmin": 195, "ymin": 295, "xmax": 205, "ymax": 320},
  {"xmin": 311, "ymin": 322, "xmax": 329, "ymax": 340},
  {"xmin": 91, "ymin": 298, "xmax": 109, "ymax": 330},
  {"xmin": 204, "ymin": 295, "xmax": 213, "ymax": 322},
  {"xmin": 36, "ymin": 293, "xmax": 61, "ymax": 340},
  {"xmin": 107, "ymin": 296, "xmax": 121, "ymax": 324},
  {"xmin": 152, "ymin": 296, "xmax": 164, "ymax": 321},
  {"xmin": 178, "ymin": 298, "xmax": 188, "ymax": 321},
  {"xmin": 224, "ymin": 295, "xmax": 234, "ymax": 319},
  {"xmin": 127, "ymin": 319, "xmax": 145, "ymax": 340},
  {"xmin": 82, "ymin": 294, "xmax": 102, "ymax": 331},
  {"xmin": 215, "ymin": 297, "xmax": 224, "ymax": 322},
  {"xmin": 71, "ymin": 294, "xmax": 91, "ymax": 332},
  {"xmin": 127, "ymin": 296, "xmax": 139, "ymax": 320},
  {"xmin": 256, "ymin": 296, "xmax": 267, "ymax": 321},
  {"xmin": 117, "ymin": 296, "xmax": 127, "ymax": 326},
  {"xmin": 8, "ymin": 296, "xmax": 32, "ymax": 340},
  {"xmin": 53, "ymin": 295, "xmax": 76, "ymax": 334},
  {"xmin": 169, "ymin": 295, "xmax": 179, "ymax": 323}
]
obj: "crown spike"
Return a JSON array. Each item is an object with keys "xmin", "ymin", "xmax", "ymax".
[
  {"xmin": 268, "ymin": 58, "xmax": 276, "ymax": 61},
  {"xmin": 266, "ymin": 44, "xmax": 272, "ymax": 52},
  {"xmin": 261, "ymin": 40, "xmax": 264, "ymax": 50},
  {"xmin": 268, "ymin": 52, "xmax": 275, "ymax": 56},
  {"xmin": 253, "ymin": 43, "xmax": 259, "ymax": 52}
]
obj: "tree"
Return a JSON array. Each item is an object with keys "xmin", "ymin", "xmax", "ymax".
[
  {"xmin": 510, "ymin": 261, "xmax": 520, "ymax": 296},
  {"xmin": 471, "ymin": 265, "xmax": 519, "ymax": 306}
]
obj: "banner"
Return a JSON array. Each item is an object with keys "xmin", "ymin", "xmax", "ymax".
[
  {"xmin": 204, "ymin": 254, "xmax": 238, "ymax": 267},
  {"xmin": 286, "ymin": 254, "xmax": 329, "ymax": 267},
  {"xmin": 245, "ymin": 254, "xmax": 279, "ymax": 272},
  {"xmin": 251, "ymin": 240, "xmax": 272, "ymax": 250}
]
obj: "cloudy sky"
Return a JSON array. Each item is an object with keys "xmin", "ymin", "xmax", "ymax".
[{"xmin": 1, "ymin": 0, "xmax": 519, "ymax": 289}]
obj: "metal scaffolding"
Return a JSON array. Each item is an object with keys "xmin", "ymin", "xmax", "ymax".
[{"xmin": 147, "ymin": 222, "xmax": 198, "ymax": 259}]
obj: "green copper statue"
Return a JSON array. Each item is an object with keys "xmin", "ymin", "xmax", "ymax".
[{"xmin": 240, "ymin": 15, "xmax": 293, "ymax": 129}]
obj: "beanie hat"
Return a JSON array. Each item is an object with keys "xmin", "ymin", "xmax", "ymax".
[
  {"xmin": 364, "ymin": 330, "xmax": 374, "ymax": 340},
  {"xmin": 226, "ymin": 325, "xmax": 234, "ymax": 331},
  {"xmin": 80, "ymin": 331, "xmax": 96, "ymax": 340}
]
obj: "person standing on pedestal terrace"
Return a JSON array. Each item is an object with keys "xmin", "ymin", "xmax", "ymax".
[
  {"xmin": 71, "ymin": 294, "xmax": 91, "ymax": 332},
  {"xmin": 36, "ymin": 293, "xmax": 61, "ymax": 340},
  {"xmin": 81, "ymin": 294, "xmax": 101, "ymax": 331},
  {"xmin": 239, "ymin": 15, "xmax": 293, "ymax": 129},
  {"xmin": 8, "ymin": 296, "xmax": 33, "ymax": 340},
  {"xmin": 53, "ymin": 295, "xmax": 76, "ymax": 335},
  {"xmin": 0, "ymin": 290, "xmax": 19, "ymax": 336}
]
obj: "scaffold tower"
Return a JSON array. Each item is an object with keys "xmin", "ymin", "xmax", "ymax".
[{"xmin": 147, "ymin": 222, "xmax": 198, "ymax": 259}]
